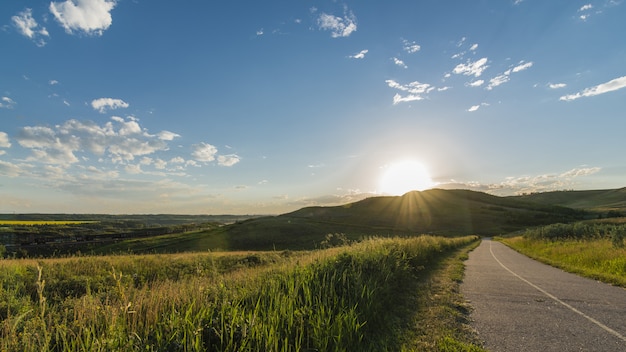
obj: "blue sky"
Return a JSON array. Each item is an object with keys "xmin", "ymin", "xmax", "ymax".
[{"xmin": 1, "ymin": 0, "xmax": 625, "ymax": 214}]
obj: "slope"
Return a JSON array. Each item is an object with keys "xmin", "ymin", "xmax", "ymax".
[{"xmin": 512, "ymin": 188, "xmax": 626, "ymax": 213}]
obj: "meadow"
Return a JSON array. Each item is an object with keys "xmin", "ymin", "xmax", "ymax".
[
  {"xmin": 0, "ymin": 235, "xmax": 482, "ymax": 352},
  {"xmin": 500, "ymin": 221, "xmax": 626, "ymax": 287}
]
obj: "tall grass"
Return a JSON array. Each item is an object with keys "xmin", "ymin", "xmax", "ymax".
[
  {"xmin": 501, "ymin": 234, "xmax": 626, "ymax": 287},
  {"xmin": 0, "ymin": 235, "xmax": 478, "ymax": 351}
]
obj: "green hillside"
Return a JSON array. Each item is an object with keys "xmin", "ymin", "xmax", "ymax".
[
  {"xmin": 511, "ymin": 188, "xmax": 626, "ymax": 213},
  {"xmin": 83, "ymin": 189, "xmax": 594, "ymax": 254},
  {"xmin": 173, "ymin": 189, "xmax": 582, "ymax": 252}
]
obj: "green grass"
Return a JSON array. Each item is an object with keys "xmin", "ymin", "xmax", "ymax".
[
  {"xmin": 0, "ymin": 235, "xmax": 482, "ymax": 351},
  {"xmin": 500, "ymin": 236, "xmax": 626, "ymax": 287}
]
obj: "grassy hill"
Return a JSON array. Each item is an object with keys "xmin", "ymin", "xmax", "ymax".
[
  {"xmin": 32, "ymin": 188, "xmax": 617, "ymax": 255},
  {"xmin": 133, "ymin": 189, "xmax": 582, "ymax": 253},
  {"xmin": 511, "ymin": 188, "xmax": 626, "ymax": 213}
]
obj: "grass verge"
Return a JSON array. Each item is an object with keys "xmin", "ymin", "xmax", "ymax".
[
  {"xmin": 499, "ymin": 236, "xmax": 626, "ymax": 287},
  {"xmin": 401, "ymin": 238, "xmax": 485, "ymax": 351}
]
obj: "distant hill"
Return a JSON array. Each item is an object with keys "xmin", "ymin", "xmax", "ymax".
[
  {"xmin": 511, "ymin": 188, "xmax": 626, "ymax": 213},
  {"xmin": 211, "ymin": 189, "xmax": 584, "ymax": 250}
]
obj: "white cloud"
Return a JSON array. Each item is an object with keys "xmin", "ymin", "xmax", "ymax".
[
  {"xmin": 0, "ymin": 160, "xmax": 28, "ymax": 177},
  {"xmin": 192, "ymin": 142, "xmax": 218, "ymax": 162},
  {"xmin": 12, "ymin": 8, "xmax": 49, "ymax": 47},
  {"xmin": 467, "ymin": 103, "xmax": 489, "ymax": 112},
  {"xmin": 392, "ymin": 94, "xmax": 421, "ymax": 104},
  {"xmin": 548, "ymin": 83, "xmax": 567, "ymax": 89},
  {"xmin": 91, "ymin": 97, "xmax": 129, "ymax": 113},
  {"xmin": 49, "ymin": 0, "xmax": 117, "ymax": 36},
  {"xmin": 0, "ymin": 132, "xmax": 11, "ymax": 148},
  {"xmin": 486, "ymin": 74, "xmax": 510, "ymax": 90},
  {"xmin": 469, "ymin": 43, "xmax": 478, "ymax": 51},
  {"xmin": 125, "ymin": 164, "xmax": 142, "ymax": 174},
  {"xmin": 560, "ymin": 76, "xmax": 626, "ymax": 101},
  {"xmin": 154, "ymin": 158, "xmax": 167, "ymax": 169},
  {"xmin": 157, "ymin": 131, "xmax": 181, "ymax": 141},
  {"xmin": 392, "ymin": 57, "xmax": 407, "ymax": 68},
  {"xmin": 439, "ymin": 166, "xmax": 601, "ymax": 195},
  {"xmin": 218, "ymin": 154, "xmax": 241, "ymax": 167},
  {"xmin": 317, "ymin": 9, "xmax": 357, "ymax": 38},
  {"xmin": 386, "ymin": 79, "xmax": 435, "ymax": 104},
  {"xmin": 579, "ymin": 4, "xmax": 593, "ymax": 11},
  {"xmin": 452, "ymin": 57, "xmax": 489, "ymax": 77},
  {"xmin": 486, "ymin": 60, "xmax": 533, "ymax": 90},
  {"xmin": 466, "ymin": 80, "xmax": 485, "ymax": 87},
  {"xmin": 402, "ymin": 39, "xmax": 421, "ymax": 53},
  {"xmin": 16, "ymin": 117, "xmax": 170, "ymax": 165},
  {"xmin": 49, "ymin": 80, "xmax": 59, "ymax": 85},
  {"xmin": 256, "ymin": 28, "xmax": 264, "ymax": 36},
  {"xmin": 0, "ymin": 97, "xmax": 17, "ymax": 109},
  {"xmin": 511, "ymin": 61, "xmax": 533, "ymax": 73},
  {"xmin": 349, "ymin": 49, "xmax": 368, "ymax": 59}
]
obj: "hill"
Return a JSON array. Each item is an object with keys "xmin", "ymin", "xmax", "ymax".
[
  {"xmin": 8, "ymin": 189, "xmax": 599, "ymax": 255},
  {"xmin": 204, "ymin": 189, "xmax": 583, "ymax": 251},
  {"xmin": 511, "ymin": 188, "xmax": 626, "ymax": 213}
]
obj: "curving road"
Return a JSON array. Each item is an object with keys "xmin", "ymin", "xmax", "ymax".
[{"xmin": 461, "ymin": 239, "xmax": 626, "ymax": 352}]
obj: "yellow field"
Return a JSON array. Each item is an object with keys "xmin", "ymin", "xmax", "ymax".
[{"xmin": 0, "ymin": 220, "xmax": 97, "ymax": 225}]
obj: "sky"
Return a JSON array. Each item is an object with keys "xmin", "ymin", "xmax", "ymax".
[{"xmin": 1, "ymin": 0, "xmax": 625, "ymax": 215}]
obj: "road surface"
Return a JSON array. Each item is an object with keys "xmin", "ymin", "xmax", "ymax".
[{"xmin": 461, "ymin": 239, "xmax": 626, "ymax": 352}]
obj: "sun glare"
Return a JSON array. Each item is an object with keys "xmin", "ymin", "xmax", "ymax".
[{"xmin": 379, "ymin": 160, "xmax": 435, "ymax": 196}]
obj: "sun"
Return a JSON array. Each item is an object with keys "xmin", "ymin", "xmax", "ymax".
[{"xmin": 379, "ymin": 160, "xmax": 435, "ymax": 195}]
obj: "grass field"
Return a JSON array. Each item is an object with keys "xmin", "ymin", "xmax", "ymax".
[
  {"xmin": 500, "ymin": 223, "xmax": 626, "ymax": 287},
  {"xmin": 0, "ymin": 235, "xmax": 482, "ymax": 351}
]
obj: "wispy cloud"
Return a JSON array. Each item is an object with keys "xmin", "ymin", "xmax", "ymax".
[
  {"xmin": 560, "ymin": 75, "xmax": 626, "ymax": 101},
  {"xmin": 440, "ymin": 167, "xmax": 602, "ymax": 195},
  {"xmin": 0, "ymin": 97, "xmax": 17, "ymax": 109},
  {"xmin": 49, "ymin": 0, "xmax": 117, "ymax": 36},
  {"xmin": 402, "ymin": 39, "xmax": 421, "ymax": 54},
  {"xmin": 467, "ymin": 103, "xmax": 489, "ymax": 112},
  {"xmin": 386, "ymin": 80, "xmax": 434, "ymax": 104},
  {"xmin": 218, "ymin": 154, "xmax": 241, "ymax": 167},
  {"xmin": 452, "ymin": 57, "xmax": 489, "ymax": 77},
  {"xmin": 392, "ymin": 57, "xmax": 407, "ymax": 68},
  {"xmin": 466, "ymin": 80, "xmax": 485, "ymax": 87},
  {"xmin": 349, "ymin": 49, "xmax": 368, "ymax": 59},
  {"xmin": 317, "ymin": 7, "xmax": 357, "ymax": 38},
  {"xmin": 157, "ymin": 131, "xmax": 181, "ymax": 141},
  {"xmin": 548, "ymin": 83, "xmax": 567, "ymax": 89},
  {"xmin": 486, "ymin": 60, "xmax": 533, "ymax": 90},
  {"xmin": 0, "ymin": 132, "xmax": 11, "ymax": 155},
  {"xmin": 91, "ymin": 98, "xmax": 129, "ymax": 113},
  {"xmin": 11, "ymin": 8, "xmax": 49, "ymax": 47}
]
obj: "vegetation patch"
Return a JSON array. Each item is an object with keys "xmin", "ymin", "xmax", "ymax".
[
  {"xmin": 500, "ymin": 221, "xmax": 626, "ymax": 287},
  {"xmin": 0, "ymin": 235, "xmax": 480, "ymax": 351}
]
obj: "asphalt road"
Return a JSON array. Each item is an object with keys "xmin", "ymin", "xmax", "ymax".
[{"xmin": 461, "ymin": 239, "xmax": 626, "ymax": 352}]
